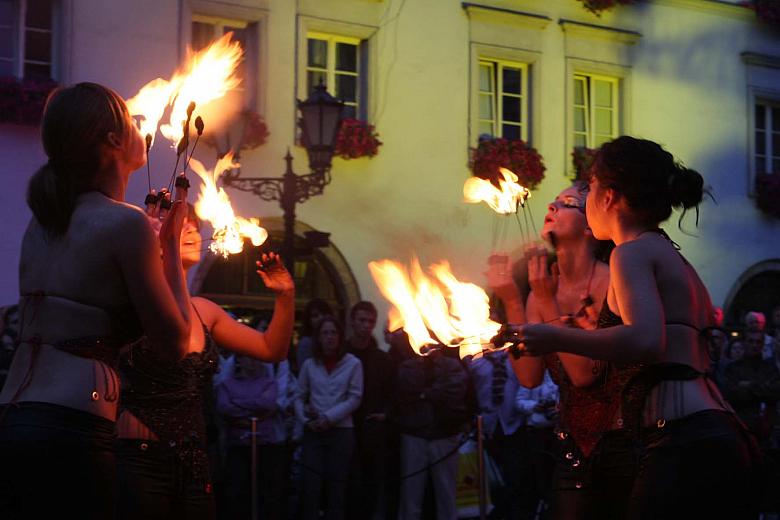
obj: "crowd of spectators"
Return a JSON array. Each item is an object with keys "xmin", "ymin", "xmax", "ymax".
[{"xmin": 1, "ymin": 300, "xmax": 779, "ymax": 519}]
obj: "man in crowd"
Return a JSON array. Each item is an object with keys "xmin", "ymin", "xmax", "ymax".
[
  {"xmin": 397, "ymin": 346, "xmax": 472, "ymax": 520},
  {"xmin": 468, "ymin": 351, "xmax": 525, "ymax": 519},
  {"xmin": 346, "ymin": 301, "xmax": 396, "ymax": 520},
  {"xmin": 724, "ymin": 329, "xmax": 780, "ymax": 445}
]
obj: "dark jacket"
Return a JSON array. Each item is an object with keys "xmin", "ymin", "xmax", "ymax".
[
  {"xmin": 347, "ymin": 337, "xmax": 397, "ymax": 426},
  {"xmin": 396, "ymin": 350, "xmax": 472, "ymax": 439}
]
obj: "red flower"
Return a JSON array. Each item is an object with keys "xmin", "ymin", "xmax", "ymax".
[
  {"xmin": 334, "ymin": 118, "xmax": 382, "ymax": 160},
  {"xmin": 571, "ymin": 146, "xmax": 599, "ymax": 182},
  {"xmin": 0, "ymin": 77, "xmax": 58, "ymax": 126},
  {"xmin": 577, "ymin": 0, "xmax": 635, "ymax": 15},
  {"xmin": 470, "ymin": 137, "xmax": 546, "ymax": 190}
]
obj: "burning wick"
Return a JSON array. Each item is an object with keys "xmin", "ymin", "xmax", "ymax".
[
  {"xmin": 183, "ymin": 116, "xmax": 204, "ymax": 176},
  {"xmin": 145, "ymin": 134, "xmax": 153, "ymax": 193},
  {"xmin": 168, "ymin": 101, "xmax": 197, "ymax": 193}
]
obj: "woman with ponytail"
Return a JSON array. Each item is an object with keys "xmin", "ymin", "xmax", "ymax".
[
  {"xmin": 0, "ymin": 83, "xmax": 192, "ymax": 519},
  {"xmin": 500, "ymin": 136, "xmax": 757, "ymax": 517}
]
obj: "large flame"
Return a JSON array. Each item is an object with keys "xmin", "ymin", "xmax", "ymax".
[
  {"xmin": 126, "ymin": 32, "xmax": 242, "ymax": 148},
  {"xmin": 463, "ymin": 167, "xmax": 531, "ymax": 214},
  {"xmin": 368, "ymin": 258, "xmax": 501, "ymax": 358},
  {"xmin": 190, "ymin": 152, "xmax": 268, "ymax": 257}
]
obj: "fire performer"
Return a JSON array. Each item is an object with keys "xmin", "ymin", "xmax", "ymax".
[
  {"xmin": 488, "ymin": 181, "xmax": 640, "ymax": 519},
  {"xmin": 116, "ymin": 204, "xmax": 295, "ymax": 519},
  {"xmin": 498, "ymin": 136, "xmax": 759, "ymax": 517},
  {"xmin": 0, "ymin": 83, "xmax": 193, "ymax": 519}
]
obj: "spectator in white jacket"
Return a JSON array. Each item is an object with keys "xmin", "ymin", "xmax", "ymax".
[{"xmin": 297, "ymin": 316, "xmax": 363, "ymax": 520}]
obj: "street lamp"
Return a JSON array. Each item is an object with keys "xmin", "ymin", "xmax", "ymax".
[{"xmin": 221, "ymin": 84, "xmax": 345, "ymax": 274}]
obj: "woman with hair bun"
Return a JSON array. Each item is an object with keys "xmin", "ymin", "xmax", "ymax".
[
  {"xmin": 0, "ymin": 83, "xmax": 192, "ymax": 518},
  {"xmin": 500, "ymin": 136, "xmax": 757, "ymax": 517}
]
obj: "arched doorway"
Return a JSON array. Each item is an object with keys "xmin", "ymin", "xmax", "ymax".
[
  {"xmin": 722, "ymin": 260, "xmax": 780, "ymax": 328},
  {"xmin": 191, "ymin": 217, "xmax": 361, "ymax": 328}
]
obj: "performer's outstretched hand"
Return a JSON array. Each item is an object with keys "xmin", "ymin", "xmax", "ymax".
[{"xmin": 256, "ymin": 253, "xmax": 294, "ymax": 295}]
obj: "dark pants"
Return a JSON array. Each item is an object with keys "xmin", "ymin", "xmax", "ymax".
[
  {"xmin": 548, "ymin": 429, "xmax": 636, "ymax": 520},
  {"xmin": 224, "ymin": 443, "xmax": 290, "ymax": 520},
  {"xmin": 0, "ymin": 401, "xmax": 117, "ymax": 520},
  {"xmin": 116, "ymin": 439, "xmax": 216, "ymax": 520},
  {"xmin": 347, "ymin": 421, "xmax": 388, "ymax": 520},
  {"xmin": 484, "ymin": 425, "xmax": 528, "ymax": 520},
  {"xmin": 300, "ymin": 427, "xmax": 355, "ymax": 520},
  {"xmin": 628, "ymin": 410, "xmax": 759, "ymax": 519}
]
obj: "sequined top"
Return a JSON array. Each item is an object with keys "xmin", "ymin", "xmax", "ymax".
[
  {"xmin": 544, "ymin": 302, "xmax": 643, "ymax": 457},
  {"xmin": 118, "ymin": 321, "xmax": 219, "ymax": 481}
]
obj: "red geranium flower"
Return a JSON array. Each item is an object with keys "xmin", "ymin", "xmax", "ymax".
[{"xmin": 470, "ymin": 137, "xmax": 546, "ymax": 190}]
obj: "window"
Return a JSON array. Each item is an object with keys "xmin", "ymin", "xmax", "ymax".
[
  {"xmin": 0, "ymin": 0, "xmax": 55, "ymax": 79},
  {"xmin": 477, "ymin": 59, "xmax": 528, "ymax": 140},
  {"xmin": 306, "ymin": 32, "xmax": 361, "ymax": 119},
  {"xmin": 755, "ymin": 101, "xmax": 780, "ymax": 175},
  {"xmin": 191, "ymin": 14, "xmax": 257, "ymax": 107},
  {"xmin": 572, "ymin": 73, "xmax": 619, "ymax": 148}
]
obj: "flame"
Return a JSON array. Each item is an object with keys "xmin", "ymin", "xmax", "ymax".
[
  {"xmin": 190, "ymin": 152, "xmax": 268, "ymax": 257},
  {"xmin": 463, "ymin": 167, "xmax": 531, "ymax": 214},
  {"xmin": 127, "ymin": 32, "xmax": 242, "ymax": 148},
  {"xmin": 368, "ymin": 258, "xmax": 501, "ymax": 358}
]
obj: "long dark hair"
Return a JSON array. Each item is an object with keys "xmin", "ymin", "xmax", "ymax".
[
  {"xmin": 301, "ymin": 298, "xmax": 334, "ymax": 337},
  {"xmin": 27, "ymin": 82, "xmax": 132, "ymax": 236},
  {"xmin": 312, "ymin": 315, "xmax": 346, "ymax": 362},
  {"xmin": 591, "ymin": 136, "xmax": 705, "ymax": 228}
]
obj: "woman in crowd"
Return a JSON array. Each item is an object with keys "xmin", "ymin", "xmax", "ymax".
[
  {"xmin": 297, "ymin": 316, "xmax": 363, "ymax": 520},
  {"xmin": 116, "ymin": 205, "xmax": 295, "ymax": 519},
  {"xmin": 295, "ymin": 298, "xmax": 334, "ymax": 373},
  {"xmin": 501, "ymin": 136, "xmax": 757, "ymax": 517},
  {"xmin": 0, "ymin": 83, "xmax": 192, "ymax": 519},
  {"xmin": 489, "ymin": 181, "xmax": 641, "ymax": 518},
  {"xmin": 215, "ymin": 347, "xmax": 298, "ymax": 520}
]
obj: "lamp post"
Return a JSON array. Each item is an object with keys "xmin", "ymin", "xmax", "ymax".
[{"xmin": 222, "ymin": 84, "xmax": 344, "ymax": 274}]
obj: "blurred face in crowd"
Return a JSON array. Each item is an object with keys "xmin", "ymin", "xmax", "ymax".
[
  {"xmin": 709, "ymin": 329, "xmax": 727, "ymax": 362},
  {"xmin": 730, "ymin": 342, "xmax": 745, "ymax": 361},
  {"xmin": 351, "ymin": 310, "xmax": 377, "ymax": 341},
  {"xmin": 309, "ymin": 309, "xmax": 326, "ymax": 332},
  {"xmin": 319, "ymin": 321, "xmax": 340, "ymax": 358},
  {"xmin": 744, "ymin": 331, "xmax": 764, "ymax": 359},
  {"xmin": 745, "ymin": 313, "xmax": 766, "ymax": 332}
]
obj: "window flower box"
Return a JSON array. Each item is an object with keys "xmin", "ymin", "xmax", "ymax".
[
  {"xmin": 0, "ymin": 77, "xmax": 58, "ymax": 126},
  {"xmin": 470, "ymin": 137, "xmax": 545, "ymax": 190},
  {"xmin": 334, "ymin": 118, "xmax": 382, "ymax": 160}
]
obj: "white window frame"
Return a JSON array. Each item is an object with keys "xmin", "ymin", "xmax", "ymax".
[
  {"xmin": 305, "ymin": 31, "xmax": 361, "ymax": 119},
  {"xmin": 571, "ymin": 73, "xmax": 619, "ymax": 149},
  {"xmin": 477, "ymin": 59, "xmax": 528, "ymax": 141},
  {"xmin": 183, "ymin": 2, "xmax": 267, "ymax": 115},
  {"xmin": 190, "ymin": 13, "xmax": 256, "ymax": 109},
  {"xmin": 753, "ymin": 99, "xmax": 780, "ymax": 177},
  {"xmin": 0, "ymin": 0, "xmax": 57, "ymax": 80}
]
